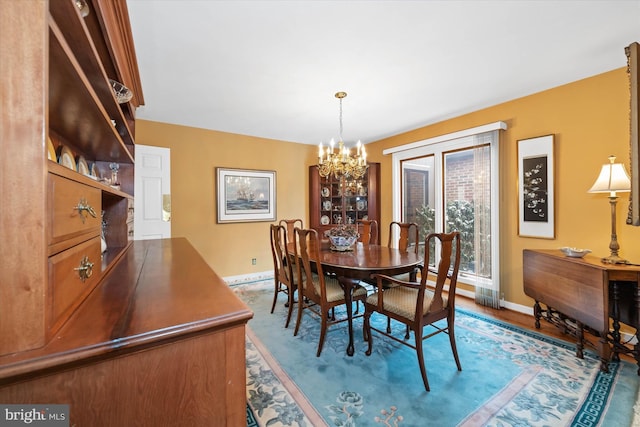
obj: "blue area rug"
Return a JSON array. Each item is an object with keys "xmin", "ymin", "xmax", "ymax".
[{"xmin": 236, "ymin": 282, "xmax": 638, "ymax": 427}]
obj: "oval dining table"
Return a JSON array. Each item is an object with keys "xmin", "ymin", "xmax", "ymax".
[{"xmin": 293, "ymin": 241, "xmax": 423, "ymax": 356}]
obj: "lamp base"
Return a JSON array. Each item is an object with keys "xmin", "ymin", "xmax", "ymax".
[{"xmin": 601, "ymin": 255, "xmax": 629, "ymax": 265}]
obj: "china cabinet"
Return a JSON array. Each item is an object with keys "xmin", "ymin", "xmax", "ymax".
[{"xmin": 309, "ymin": 163, "xmax": 381, "ymax": 236}]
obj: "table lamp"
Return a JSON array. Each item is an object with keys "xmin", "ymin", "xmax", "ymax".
[{"xmin": 588, "ymin": 155, "xmax": 631, "ymax": 264}]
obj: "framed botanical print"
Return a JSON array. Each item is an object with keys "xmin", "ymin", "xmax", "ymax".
[{"xmin": 517, "ymin": 135, "xmax": 555, "ymax": 239}]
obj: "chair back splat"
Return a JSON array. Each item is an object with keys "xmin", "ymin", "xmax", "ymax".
[
  {"xmin": 269, "ymin": 224, "xmax": 297, "ymax": 328},
  {"xmin": 363, "ymin": 231, "xmax": 462, "ymax": 391},
  {"xmin": 388, "ymin": 221, "xmax": 419, "ymax": 253},
  {"xmin": 279, "ymin": 218, "xmax": 303, "ymax": 245},
  {"xmin": 357, "ymin": 219, "xmax": 378, "ymax": 245},
  {"xmin": 293, "ymin": 227, "xmax": 368, "ymax": 356}
]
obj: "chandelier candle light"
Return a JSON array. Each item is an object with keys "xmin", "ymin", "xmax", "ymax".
[
  {"xmin": 317, "ymin": 92, "xmax": 368, "ymax": 180},
  {"xmin": 588, "ymin": 155, "xmax": 632, "ymax": 264}
]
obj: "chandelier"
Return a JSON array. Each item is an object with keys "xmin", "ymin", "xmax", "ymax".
[{"xmin": 317, "ymin": 92, "xmax": 368, "ymax": 180}]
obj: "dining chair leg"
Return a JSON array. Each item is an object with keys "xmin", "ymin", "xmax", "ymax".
[
  {"xmin": 270, "ymin": 279, "xmax": 279, "ymax": 314},
  {"xmin": 284, "ymin": 287, "xmax": 295, "ymax": 328},
  {"xmin": 414, "ymin": 325, "xmax": 430, "ymax": 391},
  {"xmin": 317, "ymin": 313, "xmax": 329, "ymax": 357},
  {"xmin": 448, "ymin": 319, "xmax": 462, "ymax": 371},
  {"xmin": 293, "ymin": 296, "xmax": 305, "ymax": 336},
  {"xmin": 364, "ymin": 311, "xmax": 374, "ymax": 355},
  {"xmin": 386, "ymin": 316, "xmax": 392, "ymax": 333}
]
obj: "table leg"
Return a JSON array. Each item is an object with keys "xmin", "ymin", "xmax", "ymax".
[
  {"xmin": 576, "ymin": 321, "xmax": 584, "ymax": 359},
  {"xmin": 533, "ymin": 301, "xmax": 541, "ymax": 329},
  {"xmin": 635, "ymin": 280, "xmax": 640, "ymax": 375},
  {"xmin": 611, "ymin": 281, "xmax": 621, "ymax": 362},
  {"xmin": 338, "ymin": 277, "xmax": 358, "ymax": 357}
]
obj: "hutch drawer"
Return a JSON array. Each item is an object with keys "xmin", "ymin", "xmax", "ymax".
[
  {"xmin": 48, "ymin": 174, "xmax": 101, "ymax": 249},
  {"xmin": 47, "ymin": 236, "xmax": 102, "ymax": 336}
]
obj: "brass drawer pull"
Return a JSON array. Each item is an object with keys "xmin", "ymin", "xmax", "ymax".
[
  {"xmin": 73, "ymin": 256, "xmax": 94, "ymax": 282},
  {"xmin": 74, "ymin": 198, "xmax": 97, "ymax": 223}
]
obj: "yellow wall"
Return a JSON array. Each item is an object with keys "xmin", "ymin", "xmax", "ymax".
[
  {"xmin": 368, "ymin": 67, "xmax": 640, "ymax": 306},
  {"xmin": 136, "ymin": 67, "xmax": 640, "ymax": 307},
  {"xmin": 135, "ymin": 122, "xmax": 317, "ymax": 277}
]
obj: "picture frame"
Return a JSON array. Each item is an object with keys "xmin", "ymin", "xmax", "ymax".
[
  {"xmin": 517, "ymin": 134, "xmax": 555, "ymax": 239},
  {"xmin": 626, "ymin": 42, "xmax": 640, "ymax": 226},
  {"xmin": 216, "ymin": 167, "xmax": 276, "ymax": 223}
]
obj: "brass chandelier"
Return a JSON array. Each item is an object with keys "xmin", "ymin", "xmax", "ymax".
[{"xmin": 317, "ymin": 92, "xmax": 368, "ymax": 180}]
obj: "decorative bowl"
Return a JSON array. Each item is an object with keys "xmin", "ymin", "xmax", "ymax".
[
  {"xmin": 328, "ymin": 235, "xmax": 357, "ymax": 252},
  {"xmin": 560, "ymin": 247, "xmax": 591, "ymax": 258}
]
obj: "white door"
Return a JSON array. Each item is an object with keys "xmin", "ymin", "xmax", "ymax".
[{"xmin": 134, "ymin": 145, "xmax": 171, "ymax": 240}]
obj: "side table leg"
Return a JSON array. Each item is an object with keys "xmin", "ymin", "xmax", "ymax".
[
  {"xmin": 635, "ymin": 280, "xmax": 640, "ymax": 375},
  {"xmin": 533, "ymin": 301, "xmax": 541, "ymax": 329},
  {"xmin": 611, "ymin": 281, "xmax": 621, "ymax": 362},
  {"xmin": 576, "ymin": 321, "xmax": 584, "ymax": 359},
  {"xmin": 598, "ymin": 334, "xmax": 611, "ymax": 373}
]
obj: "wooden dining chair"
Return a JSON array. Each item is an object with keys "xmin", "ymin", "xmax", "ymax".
[
  {"xmin": 279, "ymin": 218, "xmax": 303, "ymax": 244},
  {"xmin": 293, "ymin": 227, "xmax": 368, "ymax": 356},
  {"xmin": 384, "ymin": 221, "xmax": 421, "ymax": 335},
  {"xmin": 363, "ymin": 231, "xmax": 462, "ymax": 391},
  {"xmin": 388, "ymin": 221, "xmax": 419, "ymax": 255},
  {"xmin": 357, "ymin": 219, "xmax": 378, "ymax": 245},
  {"xmin": 269, "ymin": 224, "xmax": 297, "ymax": 328}
]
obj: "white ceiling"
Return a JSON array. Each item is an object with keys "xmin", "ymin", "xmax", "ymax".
[{"xmin": 126, "ymin": 0, "xmax": 640, "ymax": 146}]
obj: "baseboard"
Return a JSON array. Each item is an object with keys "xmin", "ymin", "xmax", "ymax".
[{"xmin": 224, "ymin": 271, "xmax": 274, "ymax": 286}]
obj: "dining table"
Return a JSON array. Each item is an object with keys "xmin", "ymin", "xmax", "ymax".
[{"xmin": 291, "ymin": 240, "xmax": 423, "ymax": 356}]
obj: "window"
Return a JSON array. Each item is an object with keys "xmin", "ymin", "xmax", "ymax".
[{"xmin": 386, "ymin": 122, "xmax": 505, "ymax": 307}]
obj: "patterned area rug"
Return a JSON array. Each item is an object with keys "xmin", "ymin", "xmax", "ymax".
[{"xmin": 236, "ymin": 282, "xmax": 638, "ymax": 427}]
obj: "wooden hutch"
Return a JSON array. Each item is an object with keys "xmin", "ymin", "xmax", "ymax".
[
  {"xmin": 309, "ymin": 163, "xmax": 381, "ymax": 236},
  {"xmin": 0, "ymin": 1, "xmax": 252, "ymax": 425}
]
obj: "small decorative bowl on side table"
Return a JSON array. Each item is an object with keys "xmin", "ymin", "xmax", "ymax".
[{"xmin": 559, "ymin": 247, "xmax": 591, "ymax": 258}]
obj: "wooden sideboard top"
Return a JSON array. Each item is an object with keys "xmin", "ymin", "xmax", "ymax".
[
  {"xmin": 0, "ymin": 238, "xmax": 253, "ymax": 384},
  {"xmin": 524, "ymin": 248, "xmax": 640, "ymax": 273}
]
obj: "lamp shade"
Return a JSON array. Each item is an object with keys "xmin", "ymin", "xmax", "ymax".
[{"xmin": 588, "ymin": 156, "xmax": 631, "ymax": 195}]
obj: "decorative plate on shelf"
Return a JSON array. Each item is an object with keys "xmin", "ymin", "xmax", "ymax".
[
  {"xmin": 77, "ymin": 156, "xmax": 89, "ymax": 176},
  {"xmin": 320, "ymin": 215, "xmax": 330, "ymax": 225},
  {"xmin": 321, "ymin": 187, "xmax": 330, "ymax": 197},
  {"xmin": 89, "ymin": 163, "xmax": 98, "ymax": 179},
  {"xmin": 59, "ymin": 146, "xmax": 76, "ymax": 171},
  {"xmin": 47, "ymin": 137, "xmax": 56, "ymax": 161}
]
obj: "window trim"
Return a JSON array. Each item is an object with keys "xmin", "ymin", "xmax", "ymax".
[{"xmin": 387, "ymin": 122, "xmax": 506, "ymax": 289}]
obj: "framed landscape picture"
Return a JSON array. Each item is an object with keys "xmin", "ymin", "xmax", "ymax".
[
  {"xmin": 216, "ymin": 167, "xmax": 276, "ymax": 223},
  {"xmin": 517, "ymin": 135, "xmax": 555, "ymax": 239}
]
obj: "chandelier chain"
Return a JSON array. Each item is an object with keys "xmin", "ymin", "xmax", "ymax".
[{"xmin": 339, "ymin": 96, "xmax": 343, "ymax": 142}]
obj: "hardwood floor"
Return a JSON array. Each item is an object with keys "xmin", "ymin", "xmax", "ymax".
[{"xmin": 455, "ymin": 293, "xmax": 637, "ymax": 365}]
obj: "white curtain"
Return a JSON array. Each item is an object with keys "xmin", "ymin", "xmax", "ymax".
[{"xmin": 473, "ymin": 132, "xmax": 500, "ymax": 308}]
